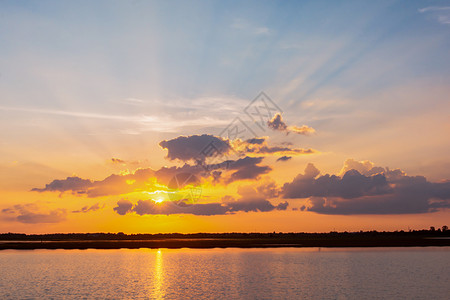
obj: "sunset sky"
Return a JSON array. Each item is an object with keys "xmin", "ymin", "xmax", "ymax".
[{"xmin": 1, "ymin": 0, "xmax": 449, "ymax": 233}]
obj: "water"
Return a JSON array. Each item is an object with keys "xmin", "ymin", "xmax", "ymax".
[{"xmin": 0, "ymin": 247, "xmax": 449, "ymax": 299}]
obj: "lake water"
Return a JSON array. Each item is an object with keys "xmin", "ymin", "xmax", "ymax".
[{"xmin": 0, "ymin": 247, "xmax": 449, "ymax": 299}]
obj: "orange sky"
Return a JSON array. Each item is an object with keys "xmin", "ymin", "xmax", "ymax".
[{"xmin": 1, "ymin": 1, "xmax": 449, "ymax": 233}]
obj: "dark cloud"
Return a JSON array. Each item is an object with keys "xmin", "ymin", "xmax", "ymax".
[
  {"xmin": 283, "ymin": 167, "xmax": 391, "ymax": 199},
  {"xmin": 32, "ymin": 168, "xmax": 155, "ymax": 197},
  {"xmin": 111, "ymin": 158, "xmax": 125, "ymax": 164},
  {"xmin": 1, "ymin": 204, "xmax": 67, "ymax": 224},
  {"xmin": 227, "ymin": 198, "xmax": 287, "ymax": 212},
  {"xmin": 154, "ymin": 164, "xmax": 206, "ymax": 186},
  {"xmin": 267, "ymin": 113, "xmax": 315, "ymax": 135},
  {"xmin": 159, "ymin": 134, "xmax": 231, "ymax": 162},
  {"xmin": 114, "ymin": 199, "xmax": 133, "ymax": 215},
  {"xmin": 277, "ymin": 156, "xmax": 292, "ymax": 162},
  {"xmin": 246, "ymin": 138, "xmax": 266, "ymax": 145},
  {"xmin": 256, "ymin": 146, "xmax": 314, "ymax": 155},
  {"xmin": 133, "ymin": 200, "xmax": 229, "ymax": 216},
  {"xmin": 110, "ymin": 158, "xmax": 141, "ymax": 166},
  {"xmin": 225, "ymin": 157, "xmax": 271, "ymax": 183},
  {"xmin": 234, "ymin": 137, "xmax": 316, "ymax": 157},
  {"xmin": 31, "ymin": 176, "xmax": 93, "ymax": 193},
  {"xmin": 267, "ymin": 113, "xmax": 288, "ymax": 131},
  {"xmin": 72, "ymin": 203, "xmax": 103, "ymax": 213},
  {"xmin": 284, "ymin": 161, "xmax": 450, "ymax": 215}
]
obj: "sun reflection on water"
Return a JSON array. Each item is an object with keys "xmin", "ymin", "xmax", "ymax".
[{"xmin": 153, "ymin": 249, "xmax": 164, "ymax": 299}]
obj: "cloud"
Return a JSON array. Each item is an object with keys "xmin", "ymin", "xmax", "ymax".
[
  {"xmin": 154, "ymin": 164, "xmax": 207, "ymax": 186},
  {"xmin": 32, "ymin": 133, "xmax": 314, "ymax": 197},
  {"xmin": 114, "ymin": 183, "xmax": 288, "ymax": 216},
  {"xmin": 255, "ymin": 180, "xmax": 280, "ymax": 198},
  {"xmin": 339, "ymin": 158, "xmax": 385, "ymax": 176},
  {"xmin": 72, "ymin": 203, "xmax": 103, "ymax": 213},
  {"xmin": 0, "ymin": 104, "xmax": 232, "ymax": 134},
  {"xmin": 418, "ymin": 6, "xmax": 450, "ymax": 24},
  {"xmin": 289, "ymin": 125, "xmax": 317, "ymax": 135},
  {"xmin": 246, "ymin": 138, "xmax": 266, "ymax": 145},
  {"xmin": 16, "ymin": 210, "xmax": 67, "ymax": 224},
  {"xmin": 283, "ymin": 164, "xmax": 391, "ymax": 199},
  {"xmin": 283, "ymin": 160, "xmax": 450, "ymax": 215},
  {"xmin": 277, "ymin": 156, "xmax": 292, "ymax": 162},
  {"xmin": 32, "ymin": 154, "xmax": 272, "ymax": 198},
  {"xmin": 267, "ymin": 113, "xmax": 315, "ymax": 135},
  {"xmin": 225, "ymin": 185, "xmax": 287, "ymax": 213},
  {"xmin": 1, "ymin": 204, "xmax": 67, "ymax": 224},
  {"xmin": 31, "ymin": 176, "xmax": 93, "ymax": 194},
  {"xmin": 267, "ymin": 113, "xmax": 287, "ymax": 131},
  {"xmin": 227, "ymin": 198, "xmax": 286, "ymax": 212},
  {"xmin": 233, "ymin": 137, "xmax": 316, "ymax": 157},
  {"xmin": 133, "ymin": 200, "xmax": 229, "ymax": 216},
  {"xmin": 255, "ymin": 145, "xmax": 315, "ymax": 155},
  {"xmin": 113, "ymin": 199, "xmax": 134, "ymax": 215},
  {"xmin": 231, "ymin": 19, "xmax": 272, "ymax": 35},
  {"xmin": 225, "ymin": 157, "xmax": 271, "ymax": 183},
  {"xmin": 159, "ymin": 134, "xmax": 231, "ymax": 163},
  {"xmin": 109, "ymin": 158, "xmax": 143, "ymax": 167},
  {"xmin": 111, "ymin": 158, "xmax": 126, "ymax": 164},
  {"xmin": 32, "ymin": 168, "xmax": 155, "ymax": 197}
]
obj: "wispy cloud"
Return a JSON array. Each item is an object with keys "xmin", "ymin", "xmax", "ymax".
[
  {"xmin": 0, "ymin": 105, "xmax": 131, "ymax": 121},
  {"xmin": 0, "ymin": 105, "xmax": 231, "ymax": 133},
  {"xmin": 419, "ymin": 6, "xmax": 450, "ymax": 24},
  {"xmin": 231, "ymin": 19, "xmax": 272, "ymax": 35},
  {"xmin": 418, "ymin": 6, "xmax": 450, "ymax": 13}
]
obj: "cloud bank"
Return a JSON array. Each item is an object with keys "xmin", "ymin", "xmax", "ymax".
[
  {"xmin": 282, "ymin": 160, "xmax": 450, "ymax": 214},
  {"xmin": 2, "ymin": 204, "xmax": 67, "ymax": 224}
]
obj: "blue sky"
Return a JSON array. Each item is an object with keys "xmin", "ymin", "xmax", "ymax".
[
  {"xmin": 2, "ymin": 0, "xmax": 449, "ymax": 101},
  {"xmin": 1, "ymin": 0, "xmax": 449, "ymax": 172}
]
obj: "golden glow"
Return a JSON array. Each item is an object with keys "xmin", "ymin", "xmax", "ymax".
[{"xmin": 153, "ymin": 198, "xmax": 164, "ymax": 204}]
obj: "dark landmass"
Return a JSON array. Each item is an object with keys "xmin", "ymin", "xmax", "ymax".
[{"xmin": 1, "ymin": 228, "xmax": 449, "ymax": 250}]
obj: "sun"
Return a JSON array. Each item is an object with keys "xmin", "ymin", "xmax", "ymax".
[{"xmin": 153, "ymin": 198, "xmax": 164, "ymax": 204}]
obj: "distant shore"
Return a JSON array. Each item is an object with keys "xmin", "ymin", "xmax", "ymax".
[{"xmin": 1, "ymin": 231, "xmax": 449, "ymax": 250}]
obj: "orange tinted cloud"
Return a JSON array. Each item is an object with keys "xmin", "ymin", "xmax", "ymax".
[{"xmin": 267, "ymin": 113, "xmax": 315, "ymax": 135}]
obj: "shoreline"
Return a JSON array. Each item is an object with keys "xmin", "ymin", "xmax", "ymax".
[{"xmin": 1, "ymin": 237, "xmax": 450, "ymax": 250}]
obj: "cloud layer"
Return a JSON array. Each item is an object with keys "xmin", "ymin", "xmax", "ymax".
[
  {"xmin": 114, "ymin": 184, "xmax": 288, "ymax": 216},
  {"xmin": 2, "ymin": 204, "xmax": 67, "ymax": 224},
  {"xmin": 282, "ymin": 160, "xmax": 450, "ymax": 214}
]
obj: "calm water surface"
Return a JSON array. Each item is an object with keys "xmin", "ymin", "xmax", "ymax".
[{"xmin": 0, "ymin": 247, "xmax": 449, "ymax": 299}]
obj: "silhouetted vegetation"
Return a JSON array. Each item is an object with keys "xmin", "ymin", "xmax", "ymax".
[{"xmin": 0, "ymin": 227, "xmax": 448, "ymax": 250}]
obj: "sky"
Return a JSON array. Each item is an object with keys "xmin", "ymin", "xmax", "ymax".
[{"xmin": 0, "ymin": 0, "xmax": 449, "ymax": 233}]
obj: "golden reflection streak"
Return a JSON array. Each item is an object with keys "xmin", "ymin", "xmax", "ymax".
[{"xmin": 153, "ymin": 249, "xmax": 164, "ymax": 299}]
